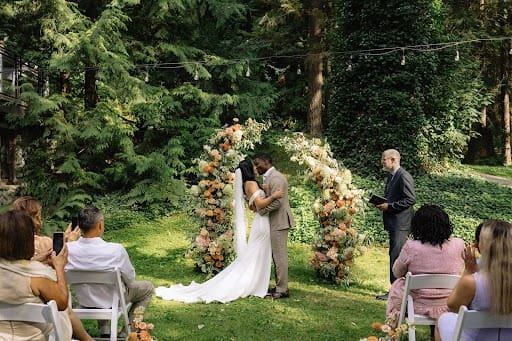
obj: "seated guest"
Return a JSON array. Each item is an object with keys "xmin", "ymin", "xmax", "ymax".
[
  {"xmin": 11, "ymin": 196, "xmax": 80, "ymax": 263},
  {"xmin": 386, "ymin": 204, "xmax": 465, "ymax": 323},
  {"xmin": 11, "ymin": 196, "xmax": 53, "ymax": 261},
  {"xmin": 0, "ymin": 211, "xmax": 73, "ymax": 340},
  {"xmin": 436, "ymin": 219, "xmax": 512, "ymax": 341},
  {"xmin": 65, "ymin": 206, "xmax": 154, "ymax": 337},
  {"xmin": 10, "ymin": 196, "xmax": 93, "ymax": 341}
]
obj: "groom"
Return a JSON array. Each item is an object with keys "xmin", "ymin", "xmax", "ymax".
[{"xmin": 254, "ymin": 154, "xmax": 295, "ymax": 299}]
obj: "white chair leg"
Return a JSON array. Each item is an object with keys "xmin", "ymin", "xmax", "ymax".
[{"xmin": 408, "ymin": 326, "xmax": 416, "ymax": 341}]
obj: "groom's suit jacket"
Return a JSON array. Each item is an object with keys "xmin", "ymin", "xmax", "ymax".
[{"xmin": 259, "ymin": 168, "xmax": 295, "ymax": 230}]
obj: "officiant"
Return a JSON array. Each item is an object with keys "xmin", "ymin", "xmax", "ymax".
[{"xmin": 374, "ymin": 149, "xmax": 416, "ymax": 301}]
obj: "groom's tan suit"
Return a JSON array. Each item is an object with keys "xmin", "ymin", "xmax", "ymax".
[{"xmin": 259, "ymin": 167, "xmax": 295, "ymax": 294}]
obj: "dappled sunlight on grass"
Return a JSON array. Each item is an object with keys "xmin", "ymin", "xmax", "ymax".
[{"xmin": 101, "ymin": 212, "xmax": 412, "ymax": 340}]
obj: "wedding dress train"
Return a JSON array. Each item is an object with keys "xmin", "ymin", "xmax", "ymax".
[{"xmin": 155, "ymin": 171, "xmax": 271, "ymax": 303}]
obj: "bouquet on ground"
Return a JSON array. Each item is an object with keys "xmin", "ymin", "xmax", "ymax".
[
  {"xmin": 361, "ymin": 311, "xmax": 408, "ymax": 341},
  {"xmin": 127, "ymin": 306, "xmax": 156, "ymax": 341}
]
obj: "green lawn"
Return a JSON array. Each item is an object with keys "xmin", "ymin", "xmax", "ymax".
[
  {"xmin": 81, "ymin": 165, "xmax": 512, "ymax": 340},
  {"xmin": 95, "ymin": 214, "xmax": 431, "ymax": 341},
  {"xmin": 464, "ymin": 164, "xmax": 512, "ymax": 179}
]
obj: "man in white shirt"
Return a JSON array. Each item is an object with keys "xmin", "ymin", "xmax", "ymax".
[{"xmin": 66, "ymin": 206, "xmax": 154, "ymax": 337}]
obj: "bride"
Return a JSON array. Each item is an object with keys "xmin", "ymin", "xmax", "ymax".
[{"xmin": 155, "ymin": 159, "xmax": 283, "ymax": 303}]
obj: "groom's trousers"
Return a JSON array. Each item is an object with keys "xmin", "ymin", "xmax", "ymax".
[{"xmin": 270, "ymin": 228, "xmax": 289, "ymax": 293}]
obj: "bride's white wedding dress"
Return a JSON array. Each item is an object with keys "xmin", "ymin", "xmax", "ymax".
[{"xmin": 155, "ymin": 170, "xmax": 271, "ymax": 303}]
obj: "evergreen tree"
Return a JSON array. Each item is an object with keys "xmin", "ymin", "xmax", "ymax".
[
  {"xmin": 327, "ymin": 0, "xmax": 483, "ymax": 175},
  {"xmin": 0, "ymin": 0, "xmax": 280, "ymax": 217}
]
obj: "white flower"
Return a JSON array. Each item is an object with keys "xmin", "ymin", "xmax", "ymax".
[
  {"xmin": 305, "ymin": 156, "xmax": 317, "ymax": 168},
  {"xmin": 223, "ymin": 184, "xmax": 233, "ymax": 196},
  {"xmin": 190, "ymin": 185, "xmax": 200, "ymax": 197},
  {"xmin": 233, "ymin": 129, "xmax": 243, "ymax": 142}
]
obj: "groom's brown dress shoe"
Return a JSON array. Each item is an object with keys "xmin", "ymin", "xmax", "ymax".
[{"xmin": 271, "ymin": 290, "xmax": 289, "ymax": 299}]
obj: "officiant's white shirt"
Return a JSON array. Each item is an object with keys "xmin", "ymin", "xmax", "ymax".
[{"xmin": 66, "ymin": 237, "xmax": 135, "ymax": 308}]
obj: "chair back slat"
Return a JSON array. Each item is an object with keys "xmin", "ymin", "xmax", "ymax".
[
  {"xmin": 397, "ymin": 272, "xmax": 460, "ymax": 341},
  {"xmin": 452, "ymin": 305, "xmax": 512, "ymax": 341},
  {"xmin": 0, "ymin": 300, "xmax": 65, "ymax": 341},
  {"xmin": 65, "ymin": 268, "xmax": 131, "ymax": 341}
]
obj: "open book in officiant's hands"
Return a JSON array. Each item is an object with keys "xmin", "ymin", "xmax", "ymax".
[{"xmin": 368, "ymin": 192, "xmax": 387, "ymax": 205}]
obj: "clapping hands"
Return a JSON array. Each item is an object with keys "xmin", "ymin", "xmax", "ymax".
[{"xmin": 463, "ymin": 243, "xmax": 479, "ymax": 274}]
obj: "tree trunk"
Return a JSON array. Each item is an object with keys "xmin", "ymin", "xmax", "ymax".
[
  {"xmin": 481, "ymin": 105, "xmax": 487, "ymax": 127},
  {"xmin": 84, "ymin": 68, "xmax": 98, "ymax": 109},
  {"xmin": 504, "ymin": 90, "xmax": 511, "ymax": 165},
  {"xmin": 306, "ymin": 0, "xmax": 323, "ymax": 135},
  {"xmin": 59, "ymin": 71, "xmax": 70, "ymax": 95}
]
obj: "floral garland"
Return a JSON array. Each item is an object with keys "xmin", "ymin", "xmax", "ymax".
[
  {"xmin": 187, "ymin": 118, "xmax": 270, "ymax": 276},
  {"xmin": 279, "ymin": 133, "xmax": 366, "ymax": 285}
]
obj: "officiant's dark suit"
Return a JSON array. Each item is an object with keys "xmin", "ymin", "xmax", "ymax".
[{"xmin": 377, "ymin": 149, "xmax": 416, "ymax": 287}]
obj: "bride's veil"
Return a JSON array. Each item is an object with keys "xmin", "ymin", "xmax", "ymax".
[{"xmin": 234, "ymin": 168, "xmax": 248, "ymax": 257}]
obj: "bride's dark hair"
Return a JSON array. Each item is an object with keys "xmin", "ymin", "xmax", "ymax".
[{"xmin": 237, "ymin": 159, "xmax": 256, "ymax": 183}]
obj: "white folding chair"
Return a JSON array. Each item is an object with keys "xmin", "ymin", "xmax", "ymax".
[
  {"xmin": 65, "ymin": 268, "xmax": 131, "ymax": 341},
  {"xmin": 398, "ymin": 271, "xmax": 461, "ymax": 341},
  {"xmin": 0, "ymin": 300, "xmax": 66, "ymax": 341},
  {"xmin": 452, "ymin": 305, "xmax": 512, "ymax": 340}
]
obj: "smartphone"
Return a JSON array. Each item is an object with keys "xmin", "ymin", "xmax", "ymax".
[
  {"xmin": 71, "ymin": 216, "xmax": 79, "ymax": 230},
  {"xmin": 53, "ymin": 232, "xmax": 64, "ymax": 255}
]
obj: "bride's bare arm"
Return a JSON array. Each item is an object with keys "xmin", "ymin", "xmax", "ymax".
[{"xmin": 245, "ymin": 181, "xmax": 283, "ymax": 210}]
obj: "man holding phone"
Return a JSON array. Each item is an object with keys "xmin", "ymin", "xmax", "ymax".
[{"xmin": 65, "ymin": 206, "xmax": 154, "ymax": 338}]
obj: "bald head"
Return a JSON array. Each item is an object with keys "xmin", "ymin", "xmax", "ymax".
[
  {"xmin": 383, "ymin": 149, "xmax": 400, "ymax": 161},
  {"xmin": 381, "ymin": 149, "xmax": 401, "ymax": 172}
]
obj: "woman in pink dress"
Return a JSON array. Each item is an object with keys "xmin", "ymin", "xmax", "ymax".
[{"xmin": 386, "ymin": 204, "xmax": 465, "ymax": 323}]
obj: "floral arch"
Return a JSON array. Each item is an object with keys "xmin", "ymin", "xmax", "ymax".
[{"xmin": 188, "ymin": 119, "xmax": 366, "ymax": 284}]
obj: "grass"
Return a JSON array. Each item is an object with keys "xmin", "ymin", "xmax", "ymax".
[
  {"xmin": 464, "ymin": 164, "xmax": 512, "ymax": 179},
  {"xmin": 77, "ymin": 164, "xmax": 512, "ymax": 340},
  {"xmin": 94, "ymin": 214, "xmax": 433, "ymax": 341}
]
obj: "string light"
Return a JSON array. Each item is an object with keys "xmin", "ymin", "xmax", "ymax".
[
  {"xmin": 245, "ymin": 61, "xmax": 251, "ymax": 77},
  {"xmin": 346, "ymin": 55, "xmax": 353, "ymax": 71},
  {"xmin": 400, "ymin": 49, "xmax": 406, "ymax": 66},
  {"xmin": 297, "ymin": 67, "xmax": 301, "ymax": 75},
  {"xmin": 455, "ymin": 45, "xmax": 460, "ymax": 62},
  {"xmin": 509, "ymin": 39, "xmax": 512, "ymax": 55},
  {"xmin": 43, "ymin": 77, "xmax": 49, "ymax": 97},
  {"xmin": 15, "ymin": 36, "xmax": 512, "ymax": 74},
  {"xmin": 193, "ymin": 64, "xmax": 199, "ymax": 81},
  {"xmin": 144, "ymin": 69, "xmax": 149, "ymax": 82}
]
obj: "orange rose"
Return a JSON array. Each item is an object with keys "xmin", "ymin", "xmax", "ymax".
[{"xmin": 371, "ymin": 322, "xmax": 383, "ymax": 330}]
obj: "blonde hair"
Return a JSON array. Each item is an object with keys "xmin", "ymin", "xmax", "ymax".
[
  {"xmin": 10, "ymin": 196, "xmax": 43, "ymax": 232},
  {"xmin": 479, "ymin": 219, "xmax": 512, "ymax": 314}
]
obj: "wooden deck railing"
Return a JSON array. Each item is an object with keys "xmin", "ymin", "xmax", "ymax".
[{"xmin": 0, "ymin": 45, "xmax": 42, "ymax": 102}]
